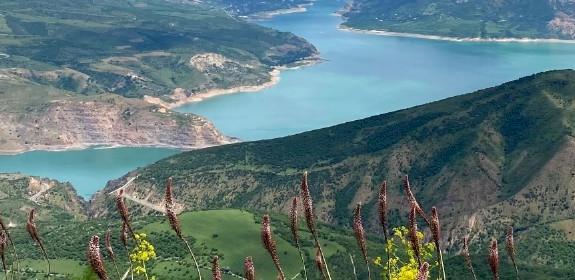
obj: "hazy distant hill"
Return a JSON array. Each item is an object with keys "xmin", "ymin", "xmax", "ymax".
[
  {"xmin": 341, "ymin": 0, "xmax": 575, "ymax": 39},
  {"xmin": 93, "ymin": 70, "xmax": 575, "ymax": 269}
]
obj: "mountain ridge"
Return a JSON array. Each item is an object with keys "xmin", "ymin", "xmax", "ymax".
[{"xmin": 90, "ymin": 69, "xmax": 575, "ymax": 267}]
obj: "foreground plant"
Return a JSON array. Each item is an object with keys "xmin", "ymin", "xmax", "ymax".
[
  {"xmin": 87, "ymin": 235, "xmax": 108, "ymax": 280},
  {"xmin": 261, "ymin": 214, "xmax": 285, "ymax": 280},
  {"xmin": 488, "ymin": 240, "xmax": 499, "ymax": 280},
  {"xmin": 26, "ymin": 209, "xmax": 50, "ymax": 278},
  {"xmin": 430, "ymin": 207, "xmax": 446, "ymax": 280},
  {"xmin": 105, "ymin": 230, "xmax": 121, "ymax": 279},
  {"xmin": 212, "ymin": 256, "xmax": 221, "ymax": 280},
  {"xmin": 353, "ymin": 203, "xmax": 371, "ymax": 280},
  {"xmin": 0, "ymin": 216, "xmax": 19, "ymax": 280},
  {"xmin": 506, "ymin": 226, "xmax": 519, "ymax": 280},
  {"xmin": 461, "ymin": 236, "xmax": 477, "ymax": 280},
  {"xmin": 164, "ymin": 177, "xmax": 202, "ymax": 280},
  {"xmin": 374, "ymin": 227, "xmax": 436, "ymax": 280},
  {"xmin": 300, "ymin": 172, "xmax": 332, "ymax": 279},
  {"xmin": 129, "ymin": 233, "xmax": 156, "ymax": 279},
  {"xmin": 378, "ymin": 181, "xmax": 391, "ymax": 280},
  {"xmin": 244, "ymin": 257, "xmax": 256, "ymax": 280},
  {"xmin": 289, "ymin": 197, "xmax": 308, "ymax": 280}
]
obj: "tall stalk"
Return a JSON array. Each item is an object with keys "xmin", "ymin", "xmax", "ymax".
[
  {"xmin": 300, "ymin": 172, "xmax": 332, "ymax": 280},
  {"xmin": 378, "ymin": 181, "xmax": 392, "ymax": 280},
  {"xmin": 164, "ymin": 177, "xmax": 202, "ymax": 280}
]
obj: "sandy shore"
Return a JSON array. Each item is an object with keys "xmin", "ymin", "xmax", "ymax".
[
  {"xmin": 338, "ymin": 25, "xmax": 575, "ymax": 44},
  {"xmin": 0, "ymin": 139, "xmax": 239, "ymax": 155},
  {"xmin": 244, "ymin": 2, "xmax": 315, "ymax": 20},
  {"xmin": 145, "ymin": 58, "xmax": 321, "ymax": 109}
]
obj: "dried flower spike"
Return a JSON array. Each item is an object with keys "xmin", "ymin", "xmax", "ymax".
[
  {"xmin": 165, "ymin": 177, "xmax": 183, "ymax": 239},
  {"xmin": 416, "ymin": 262, "xmax": 430, "ymax": 280},
  {"xmin": 262, "ymin": 214, "xmax": 285, "ymax": 280},
  {"xmin": 506, "ymin": 226, "xmax": 519, "ymax": 280},
  {"xmin": 408, "ymin": 202, "xmax": 422, "ymax": 266},
  {"xmin": 105, "ymin": 230, "xmax": 121, "ymax": 278},
  {"xmin": 120, "ymin": 222, "xmax": 128, "ymax": 248},
  {"xmin": 164, "ymin": 177, "xmax": 202, "ymax": 280},
  {"xmin": 87, "ymin": 235, "xmax": 108, "ymax": 280},
  {"xmin": 300, "ymin": 172, "xmax": 316, "ymax": 235},
  {"xmin": 27, "ymin": 209, "xmax": 50, "ymax": 275},
  {"xmin": 212, "ymin": 256, "xmax": 222, "ymax": 280},
  {"xmin": 116, "ymin": 190, "xmax": 134, "ymax": 238},
  {"xmin": 488, "ymin": 239, "xmax": 500, "ymax": 280},
  {"xmin": 244, "ymin": 256, "xmax": 256, "ymax": 280},
  {"xmin": 0, "ymin": 230, "xmax": 7, "ymax": 272},
  {"xmin": 378, "ymin": 181, "xmax": 388, "ymax": 238},
  {"xmin": 290, "ymin": 197, "xmax": 300, "ymax": 247},
  {"xmin": 315, "ymin": 246, "xmax": 327, "ymax": 279},
  {"xmin": 353, "ymin": 203, "xmax": 371, "ymax": 280},
  {"xmin": 403, "ymin": 176, "xmax": 430, "ymax": 225}
]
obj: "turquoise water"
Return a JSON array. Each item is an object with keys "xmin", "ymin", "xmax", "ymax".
[
  {"xmin": 2, "ymin": 0, "xmax": 575, "ymax": 197},
  {"xmin": 177, "ymin": 0, "xmax": 575, "ymax": 140},
  {"xmin": 0, "ymin": 148, "xmax": 178, "ymax": 198}
]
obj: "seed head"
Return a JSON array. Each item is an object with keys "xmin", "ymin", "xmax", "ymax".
[
  {"xmin": 212, "ymin": 256, "xmax": 222, "ymax": 280},
  {"xmin": 26, "ymin": 209, "xmax": 47, "ymax": 255},
  {"xmin": 403, "ymin": 176, "xmax": 430, "ymax": 225},
  {"xmin": 378, "ymin": 181, "xmax": 388, "ymax": 237},
  {"xmin": 262, "ymin": 215, "xmax": 285, "ymax": 280},
  {"xmin": 430, "ymin": 207, "xmax": 441, "ymax": 246},
  {"xmin": 115, "ymin": 190, "xmax": 134, "ymax": 238},
  {"xmin": 300, "ymin": 172, "xmax": 316, "ymax": 236},
  {"xmin": 488, "ymin": 239, "xmax": 499, "ymax": 280},
  {"xmin": 0, "ymin": 230, "xmax": 7, "ymax": 271},
  {"xmin": 353, "ymin": 203, "xmax": 369, "ymax": 265},
  {"xmin": 165, "ymin": 177, "xmax": 183, "ymax": 239},
  {"xmin": 120, "ymin": 222, "xmax": 128, "ymax": 248},
  {"xmin": 416, "ymin": 262, "xmax": 430, "ymax": 280},
  {"xmin": 408, "ymin": 202, "xmax": 421, "ymax": 266},
  {"xmin": 104, "ymin": 230, "xmax": 115, "ymax": 262},
  {"xmin": 244, "ymin": 256, "xmax": 256, "ymax": 280},
  {"xmin": 315, "ymin": 246, "xmax": 324, "ymax": 274},
  {"xmin": 289, "ymin": 197, "xmax": 300, "ymax": 247},
  {"xmin": 87, "ymin": 235, "xmax": 108, "ymax": 280}
]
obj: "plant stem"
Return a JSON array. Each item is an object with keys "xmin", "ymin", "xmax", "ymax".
[
  {"xmin": 312, "ymin": 233, "xmax": 332, "ymax": 280},
  {"xmin": 183, "ymin": 239, "xmax": 202, "ymax": 280},
  {"xmin": 142, "ymin": 261, "xmax": 149, "ymax": 280},
  {"xmin": 435, "ymin": 240, "xmax": 446, "ymax": 280},
  {"xmin": 348, "ymin": 254, "xmax": 358, "ymax": 280},
  {"xmin": 296, "ymin": 244, "xmax": 308, "ymax": 280},
  {"xmin": 111, "ymin": 259, "xmax": 121, "ymax": 280},
  {"xmin": 383, "ymin": 230, "xmax": 391, "ymax": 280}
]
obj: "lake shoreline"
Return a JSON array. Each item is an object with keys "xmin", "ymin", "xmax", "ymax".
[
  {"xmin": 0, "ymin": 140, "xmax": 239, "ymax": 156},
  {"xmin": 144, "ymin": 57, "xmax": 322, "ymax": 109},
  {"xmin": 338, "ymin": 25, "xmax": 575, "ymax": 44}
]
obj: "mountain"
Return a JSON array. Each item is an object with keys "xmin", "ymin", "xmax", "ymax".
[
  {"xmin": 92, "ymin": 70, "xmax": 575, "ymax": 269},
  {"xmin": 206, "ymin": 0, "xmax": 314, "ymax": 17},
  {"xmin": 0, "ymin": 174, "xmax": 384, "ymax": 279},
  {"xmin": 341, "ymin": 0, "xmax": 575, "ymax": 39},
  {"xmin": 0, "ymin": 0, "xmax": 318, "ymax": 153}
]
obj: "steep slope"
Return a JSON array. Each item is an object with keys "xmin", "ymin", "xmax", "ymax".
[
  {"xmin": 92, "ymin": 70, "xmax": 575, "ymax": 267},
  {"xmin": 0, "ymin": 0, "xmax": 318, "ymax": 152},
  {"xmin": 341, "ymin": 0, "xmax": 575, "ymax": 39},
  {"xmin": 0, "ymin": 77, "xmax": 233, "ymax": 153}
]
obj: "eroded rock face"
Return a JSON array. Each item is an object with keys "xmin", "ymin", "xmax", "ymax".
[{"xmin": 0, "ymin": 93, "xmax": 234, "ymax": 154}]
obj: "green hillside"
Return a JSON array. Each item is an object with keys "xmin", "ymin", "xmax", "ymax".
[
  {"xmin": 92, "ymin": 70, "xmax": 575, "ymax": 272},
  {"xmin": 341, "ymin": 0, "xmax": 575, "ymax": 39},
  {"xmin": 0, "ymin": 0, "xmax": 317, "ymax": 99}
]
